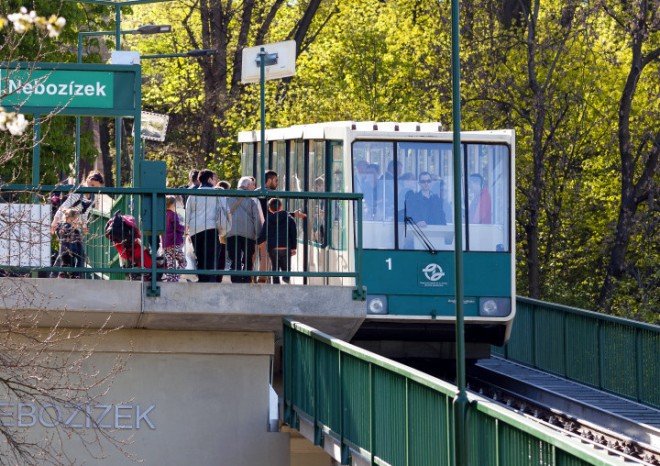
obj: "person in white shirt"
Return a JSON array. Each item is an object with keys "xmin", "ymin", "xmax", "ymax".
[{"xmin": 185, "ymin": 169, "xmax": 229, "ymax": 282}]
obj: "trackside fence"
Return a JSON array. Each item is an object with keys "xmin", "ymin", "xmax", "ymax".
[
  {"xmin": 283, "ymin": 319, "xmax": 623, "ymax": 466},
  {"xmin": 493, "ymin": 297, "xmax": 659, "ymax": 409}
]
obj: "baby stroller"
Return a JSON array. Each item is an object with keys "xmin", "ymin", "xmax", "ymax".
[{"xmin": 104, "ymin": 211, "xmax": 165, "ymax": 280}]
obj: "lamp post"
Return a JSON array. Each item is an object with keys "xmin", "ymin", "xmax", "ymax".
[
  {"xmin": 78, "ymin": 25, "xmax": 172, "ymax": 62},
  {"xmin": 257, "ymin": 49, "xmax": 278, "ymax": 189},
  {"xmin": 75, "ymin": 25, "xmax": 171, "ymax": 186}
]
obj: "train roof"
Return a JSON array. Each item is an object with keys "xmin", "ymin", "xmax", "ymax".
[{"xmin": 238, "ymin": 121, "xmax": 515, "ymax": 143}]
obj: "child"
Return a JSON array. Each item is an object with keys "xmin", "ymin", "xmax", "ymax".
[
  {"xmin": 162, "ymin": 195, "xmax": 186, "ymax": 282},
  {"xmin": 55, "ymin": 208, "xmax": 84, "ymax": 278},
  {"xmin": 257, "ymin": 198, "xmax": 297, "ymax": 284}
]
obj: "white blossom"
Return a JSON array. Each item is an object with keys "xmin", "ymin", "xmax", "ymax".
[
  {"xmin": 4, "ymin": 8, "xmax": 66, "ymax": 38},
  {"xmin": 0, "ymin": 10, "xmax": 65, "ymax": 134},
  {"xmin": 46, "ymin": 16, "xmax": 67, "ymax": 38},
  {"xmin": 6, "ymin": 114, "xmax": 28, "ymax": 136},
  {"xmin": 0, "ymin": 110, "xmax": 29, "ymax": 136},
  {"xmin": 7, "ymin": 7, "xmax": 33, "ymax": 34}
]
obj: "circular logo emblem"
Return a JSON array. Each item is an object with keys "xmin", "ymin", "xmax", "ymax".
[{"xmin": 422, "ymin": 263, "xmax": 445, "ymax": 282}]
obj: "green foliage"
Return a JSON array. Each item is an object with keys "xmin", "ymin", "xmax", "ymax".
[{"xmin": 277, "ymin": 0, "xmax": 452, "ymax": 125}]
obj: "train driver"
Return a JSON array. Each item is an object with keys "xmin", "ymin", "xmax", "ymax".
[{"xmin": 404, "ymin": 171, "xmax": 446, "ymax": 227}]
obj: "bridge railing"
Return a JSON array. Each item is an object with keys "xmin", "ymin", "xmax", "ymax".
[
  {"xmin": 494, "ymin": 297, "xmax": 659, "ymax": 409},
  {"xmin": 0, "ymin": 185, "xmax": 363, "ymax": 297},
  {"xmin": 283, "ymin": 319, "xmax": 624, "ymax": 466}
]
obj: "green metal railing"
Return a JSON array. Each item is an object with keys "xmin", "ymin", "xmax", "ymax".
[
  {"xmin": 283, "ymin": 319, "xmax": 621, "ymax": 466},
  {"xmin": 0, "ymin": 185, "xmax": 364, "ymax": 297},
  {"xmin": 494, "ymin": 297, "xmax": 660, "ymax": 409}
]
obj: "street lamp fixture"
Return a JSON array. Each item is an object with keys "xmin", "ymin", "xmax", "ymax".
[
  {"xmin": 185, "ymin": 48, "xmax": 217, "ymax": 57},
  {"xmin": 141, "ymin": 49, "xmax": 217, "ymax": 59},
  {"xmin": 136, "ymin": 24, "xmax": 172, "ymax": 35}
]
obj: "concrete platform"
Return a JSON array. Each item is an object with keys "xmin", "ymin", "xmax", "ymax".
[{"xmin": 0, "ymin": 278, "xmax": 366, "ymax": 341}]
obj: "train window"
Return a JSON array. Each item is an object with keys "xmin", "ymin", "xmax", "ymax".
[
  {"xmin": 354, "ymin": 140, "xmax": 510, "ymax": 252},
  {"xmin": 397, "ymin": 142, "xmax": 456, "ymax": 251},
  {"xmin": 291, "ymin": 141, "xmax": 304, "ymax": 192},
  {"xmin": 273, "ymin": 141, "xmax": 286, "ymax": 187},
  {"xmin": 352, "ymin": 141, "xmax": 395, "ymax": 249},
  {"xmin": 242, "ymin": 143, "xmax": 255, "ymax": 179},
  {"xmin": 465, "ymin": 143, "xmax": 510, "ymax": 252},
  {"xmin": 255, "ymin": 141, "xmax": 264, "ymax": 183}
]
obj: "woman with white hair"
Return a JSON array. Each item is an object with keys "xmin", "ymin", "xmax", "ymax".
[{"xmin": 226, "ymin": 176, "xmax": 263, "ymax": 283}]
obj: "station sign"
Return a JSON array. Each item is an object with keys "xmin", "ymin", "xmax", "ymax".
[
  {"xmin": 0, "ymin": 62, "xmax": 140, "ymax": 116},
  {"xmin": 0, "ymin": 69, "xmax": 114, "ymax": 108}
]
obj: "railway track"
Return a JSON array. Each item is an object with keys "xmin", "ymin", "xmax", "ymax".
[{"xmin": 467, "ymin": 357, "xmax": 660, "ymax": 465}]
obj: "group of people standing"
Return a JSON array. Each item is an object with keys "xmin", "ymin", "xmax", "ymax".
[
  {"xmin": 179, "ymin": 168, "xmax": 300, "ymax": 284},
  {"xmin": 49, "ymin": 168, "xmax": 300, "ymax": 284}
]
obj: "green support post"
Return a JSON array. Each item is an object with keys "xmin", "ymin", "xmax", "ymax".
[
  {"xmin": 32, "ymin": 115, "xmax": 41, "ymax": 186},
  {"xmin": 259, "ymin": 47, "xmax": 266, "ymax": 190},
  {"xmin": 450, "ymin": 0, "xmax": 468, "ymax": 463},
  {"xmin": 115, "ymin": 5, "xmax": 121, "ymax": 50}
]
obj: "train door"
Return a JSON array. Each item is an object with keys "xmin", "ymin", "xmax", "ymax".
[
  {"xmin": 327, "ymin": 141, "xmax": 349, "ymax": 284},
  {"xmin": 307, "ymin": 139, "xmax": 326, "ymax": 283},
  {"xmin": 289, "ymin": 140, "xmax": 306, "ymax": 278}
]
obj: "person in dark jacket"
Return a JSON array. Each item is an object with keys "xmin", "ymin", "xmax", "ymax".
[
  {"xmin": 257, "ymin": 198, "xmax": 297, "ymax": 284},
  {"xmin": 404, "ymin": 171, "xmax": 446, "ymax": 227},
  {"xmin": 254, "ymin": 170, "xmax": 306, "ymax": 283}
]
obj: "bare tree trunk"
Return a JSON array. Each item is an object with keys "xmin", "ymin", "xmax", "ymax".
[
  {"xmin": 182, "ymin": 0, "xmax": 324, "ymax": 169},
  {"xmin": 519, "ymin": 0, "xmax": 580, "ymax": 299},
  {"xmin": 120, "ymin": 119, "xmax": 132, "ymax": 186},
  {"xmin": 522, "ymin": 0, "xmax": 545, "ymax": 299},
  {"xmin": 99, "ymin": 118, "xmax": 114, "ymax": 187},
  {"xmin": 598, "ymin": 8, "xmax": 660, "ymax": 309}
]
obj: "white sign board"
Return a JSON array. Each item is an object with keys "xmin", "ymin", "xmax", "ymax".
[
  {"xmin": 241, "ymin": 40, "xmax": 296, "ymax": 84},
  {"xmin": 138, "ymin": 112, "xmax": 169, "ymax": 142},
  {"xmin": 111, "ymin": 50, "xmax": 141, "ymax": 65},
  {"xmin": 0, "ymin": 204, "xmax": 50, "ymax": 267}
]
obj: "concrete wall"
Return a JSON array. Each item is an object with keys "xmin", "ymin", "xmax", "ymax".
[
  {"xmin": 0, "ymin": 329, "xmax": 289, "ymax": 465},
  {"xmin": 0, "ymin": 278, "xmax": 366, "ymax": 341},
  {"xmin": 0, "ymin": 277, "xmax": 366, "ymax": 464}
]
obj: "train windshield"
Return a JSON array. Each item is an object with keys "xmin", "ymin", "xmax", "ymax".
[{"xmin": 353, "ymin": 140, "xmax": 510, "ymax": 252}]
